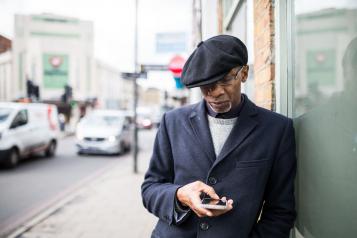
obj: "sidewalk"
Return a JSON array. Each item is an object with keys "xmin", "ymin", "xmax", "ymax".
[{"xmin": 8, "ymin": 150, "xmax": 157, "ymax": 238}]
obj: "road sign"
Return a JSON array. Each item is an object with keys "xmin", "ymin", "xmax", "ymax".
[
  {"xmin": 141, "ymin": 64, "xmax": 168, "ymax": 71},
  {"xmin": 121, "ymin": 72, "xmax": 147, "ymax": 79}
]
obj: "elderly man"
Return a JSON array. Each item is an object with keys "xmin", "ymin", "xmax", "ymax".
[{"xmin": 141, "ymin": 35, "xmax": 296, "ymax": 238}]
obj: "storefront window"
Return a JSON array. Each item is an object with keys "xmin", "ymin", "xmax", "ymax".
[{"xmin": 292, "ymin": 1, "xmax": 357, "ymax": 237}]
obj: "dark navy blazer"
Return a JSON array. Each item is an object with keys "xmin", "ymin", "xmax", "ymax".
[{"xmin": 141, "ymin": 95, "xmax": 296, "ymax": 238}]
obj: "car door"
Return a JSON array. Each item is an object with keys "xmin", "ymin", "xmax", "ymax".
[{"xmin": 8, "ymin": 109, "xmax": 33, "ymax": 154}]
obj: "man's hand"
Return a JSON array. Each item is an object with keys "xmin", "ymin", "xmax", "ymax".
[{"xmin": 176, "ymin": 181, "xmax": 233, "ymax": 218}]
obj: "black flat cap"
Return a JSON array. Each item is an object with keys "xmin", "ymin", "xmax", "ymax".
[{"xmin": 181, "ymin": 35, "xmax": 248, "ymax": 88}]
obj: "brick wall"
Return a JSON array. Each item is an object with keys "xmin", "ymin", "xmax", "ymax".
[
  {"xmin": 0, "ymin": 35, "xmax": 12, "ymax": 54},
  {"xmin": 253, "ymin": 0, "xmax": 275, "ymax": 110}
]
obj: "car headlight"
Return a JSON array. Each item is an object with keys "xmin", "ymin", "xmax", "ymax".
[{"xmin": 108, "ymin": 135, "xmax": 118, "ymax": 142}]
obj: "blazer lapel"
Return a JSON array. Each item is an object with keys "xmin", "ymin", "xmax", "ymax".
[
  {"xmin": 189, "ymin": 100, "xmax": 216, "ymax": 162},
  {"xmin": 214, "ymin": 97, "xmax": 258, "ymax": 165}
]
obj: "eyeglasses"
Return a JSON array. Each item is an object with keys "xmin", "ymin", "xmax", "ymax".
[{"xmin": 201, "ymin": 66, "xmax": 243, "ymax": 92}]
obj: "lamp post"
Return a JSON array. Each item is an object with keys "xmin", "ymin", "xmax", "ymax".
[{"xmin": 133, "ymin": 0, "xmax": 139, "ymax": 174}]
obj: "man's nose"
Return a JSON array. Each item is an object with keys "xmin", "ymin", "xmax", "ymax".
[{"xmin": 208, "ymin": 85, "xmax": 224, "ymax": 97}]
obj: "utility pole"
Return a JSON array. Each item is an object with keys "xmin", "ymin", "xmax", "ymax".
[
  {"xmin": 190, "ymin": 0, "xmax": 203, "ymax": 104},
  {"xmin": 192, "ymin": 0, "xmax": 202, "ymax": 47},
  {"xmin": 133, "ymin": 0, "xmax": 139, "ymax": 174}
]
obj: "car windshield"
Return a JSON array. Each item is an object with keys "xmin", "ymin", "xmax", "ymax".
[
  {"xmin": 0, "ymin": 108, "xmax": 13, "ymax": 124},
  {"xmin": 82, "ymin": 114, "xmax": 123, "ymax": 127}
]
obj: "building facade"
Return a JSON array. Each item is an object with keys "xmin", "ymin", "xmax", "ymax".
[
  {"xmin": 199, "ymin": 0, "xmax": 357, "ymax": 237},
  {"xmin": 13, "ymin": 13, "xmax": 95, "ymax": 101},
  {"xmin": 0, "ymin": 35, "xmax": 13, "ymax": 101},
  {"xmin": 94, "ymin": 60, "xmax": 133, "ymax": 110},
  {"xmin": 0, "ymin": 51, "xmax": 12, "ymax": 101}
]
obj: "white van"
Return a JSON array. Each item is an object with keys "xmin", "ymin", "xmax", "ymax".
[{"xmin": 0, "ymin": 102, "xmax": 59, "ymax": 168}]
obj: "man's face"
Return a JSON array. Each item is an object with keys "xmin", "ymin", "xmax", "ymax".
[{"xmin": 200, "ymin": 66, "xmax": 248, "ymax": 113}]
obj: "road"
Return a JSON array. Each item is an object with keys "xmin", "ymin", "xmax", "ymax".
[{"xmin": 0, "ymin": 129, "xmax": 156, "ymax": 237}]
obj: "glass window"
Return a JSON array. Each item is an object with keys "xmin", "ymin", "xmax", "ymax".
[
  {"xmin": 0, "ymin": 108, "xmax": 13, "ymax": 123},
  {"xmin": 11, "ymin": 109, "xmax": 28, "ymax": 128},
  {"xmin": 292, "ymin": 1, "xmax": 357, "ymax": 237}
]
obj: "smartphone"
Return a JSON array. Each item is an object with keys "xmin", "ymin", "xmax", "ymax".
[{"xmin": 200, "ymin": 198, "xmax": 228, "ymax": 210}]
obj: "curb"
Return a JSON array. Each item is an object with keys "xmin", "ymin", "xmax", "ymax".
[{"xmin": 5, "ymin": 160, "xmax": 121, "ymax": 238}]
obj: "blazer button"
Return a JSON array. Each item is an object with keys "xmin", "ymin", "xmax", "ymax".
[
  {"xmin": 200, "ymin": 222, "xmax": 210, "ymax": 231},
  {"xmin": 208, "ymin": 177, "xmax": 217, "ymax": 185}
]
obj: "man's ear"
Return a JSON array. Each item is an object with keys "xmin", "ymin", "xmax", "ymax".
[{"xmin": 241, "ymin": 65, "xmax": 249, "ymax": 83}]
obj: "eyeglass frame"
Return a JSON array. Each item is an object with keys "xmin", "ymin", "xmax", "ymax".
[{"xmin": 200, "ymin": 66, "xmax": 245, "ymax": 92}]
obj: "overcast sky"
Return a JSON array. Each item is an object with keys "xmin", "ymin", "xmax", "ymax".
[
  {"xmin": 0, "ymin": 0, "xmax": 193, "ymax": 90},
  {"xmin": 0, "ymin": 0, "xmax": 192, "ymax": 71}
]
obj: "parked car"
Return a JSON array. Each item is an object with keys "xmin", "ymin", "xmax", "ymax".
[
  {"xmin": 0, "ymin": 102, "xmax": 59, "ymax": 168},
  {"xmin": 136, "ymin": 116, "xmax": 153, "ymax": 129},
  {"xmin": 75, "ymin": 110, "xmax": 132, "ymax": 155},
  {"xmin": 136, "ymin": 107, "xmax": 154, "ymax": 129}
]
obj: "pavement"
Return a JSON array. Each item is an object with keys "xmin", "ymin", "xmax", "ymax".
[{"xmin": 7, "ymin": 144, "xmax": 158, "ymax": 238}]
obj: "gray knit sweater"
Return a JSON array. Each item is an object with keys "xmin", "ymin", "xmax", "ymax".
[{"xmin": 207, "ymin": 115, "xmax": 237, "ymax": 157}]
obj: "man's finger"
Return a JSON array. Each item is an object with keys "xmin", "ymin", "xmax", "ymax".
[
  {"xmin": 191, "ymin": 196, "xmax": 213, "ymax": 217},
  {"xmin": 200, "ymin": 185, "xmax": 219, "ymax": 200}
]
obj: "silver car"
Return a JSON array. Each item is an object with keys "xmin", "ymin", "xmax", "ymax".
[{"xmin": 75, "ymin": 110, "xmax": 132, "ymax": 155}]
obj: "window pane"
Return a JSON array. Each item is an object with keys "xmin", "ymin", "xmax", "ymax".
[{"xmin": 293, "ymin": 1, "xmax": 357, "ymax": 237}]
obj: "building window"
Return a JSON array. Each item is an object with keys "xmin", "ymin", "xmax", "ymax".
[{"xmin": 289, "ymin": 1, "xmax": 357, "ymax": 237}]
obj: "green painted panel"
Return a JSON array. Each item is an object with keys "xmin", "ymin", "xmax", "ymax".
[
  {"xmin": 31, "ymin": 16, "xmax": 79, "ymax": 24},
  {"xmin": 43, "ymin": 54, "xmax": 69, "ymax": 89},
  {"xmin": 31, "ymin": 32, "xmax": 80, "ymax": 38}
]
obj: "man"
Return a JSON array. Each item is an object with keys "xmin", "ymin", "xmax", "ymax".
[{"xmin": 141, "ymin": 35, "xmax": 296, "ymax": 238}]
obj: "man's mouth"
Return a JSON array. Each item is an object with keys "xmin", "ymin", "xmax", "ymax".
[{"xmin": 210, "ymin": 101, "xmax": 229, "ymax": 106}]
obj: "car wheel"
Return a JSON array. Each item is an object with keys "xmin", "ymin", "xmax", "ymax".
[
  {"xmin": 45, "ymin": 141, "xmax": 56, "ymax": 158},
  {"xmin": 119, "ymin": 142, "xmax": 126, "ymax": 155},
  {"xmin": 5, "ymin": 148, "xmax": 19, "ymax": 168},
  {"xmin": 125, "ymin": 143, "xmax": 131, "ymax": 152}
]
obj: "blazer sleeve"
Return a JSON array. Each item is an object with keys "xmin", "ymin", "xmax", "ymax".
[
  {"xmin": 249, "ymin": 118, "xmax": 297, "ymax": 238},
  {"xmin": 141, "ymin": 113, "xmax": 190, "ymax": 225}
]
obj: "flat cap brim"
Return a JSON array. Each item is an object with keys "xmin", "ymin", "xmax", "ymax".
[{"xmin": 181, "ymin": 35, "xmax": 248, "ymax": 88}]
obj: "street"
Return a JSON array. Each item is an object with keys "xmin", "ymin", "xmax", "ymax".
[{"xmin": 0, "ymin": 129, "xmax": 156, "ymax": 237}]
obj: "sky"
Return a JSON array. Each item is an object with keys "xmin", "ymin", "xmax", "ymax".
[
  {"xmin": 0, "ymin": 0, "xmax": 136, "ymax": 70},
  {"xmin": 0, "ymin": 0, "xmax": 192, "ymax": 86}
]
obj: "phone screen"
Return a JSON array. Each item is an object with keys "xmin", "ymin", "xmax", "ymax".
[{"xmin": 201, "ymin": 198, "xmax": 227, "ymax": 206}]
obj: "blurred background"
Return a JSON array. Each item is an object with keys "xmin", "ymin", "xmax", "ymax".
[{"xmin": 0, "ymin": 0, "xmax": 356, "ymax": 238}]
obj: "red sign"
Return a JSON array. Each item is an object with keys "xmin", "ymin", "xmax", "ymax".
[
  {"xmin": 49, "ymin": 56, "xmax": 63, "ymax": 68},
  {"xmin": 168, "ymin": 55, "xmax": 185, "ymax": 77}
]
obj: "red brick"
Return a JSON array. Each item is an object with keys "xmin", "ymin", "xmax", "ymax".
[
  {"xmin": 255, "ymin": 82, "xmax": 273, "ymax": 103},
  {"xmin": 254, "ymin": 45, "xmax": 273, "ymax": 72},
  {"xmin": 254, "ymin": 64, "xmax": 275, "ymax": 85},
  {"xmin": 253, "ymin": 0, "xmax": 275, "ymax": 110}
]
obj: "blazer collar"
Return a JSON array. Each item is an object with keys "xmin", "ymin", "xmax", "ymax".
[
  {"xmin": 214, "ymin": 95, "xmax": 258, "ymax": 165},
  {"xmin": 189, "ymin": 94, "xmax": 258, "ymax": 165},
  {"xmin": 189, "ymin": 100, "xmax": 216, "ymax": 163}
]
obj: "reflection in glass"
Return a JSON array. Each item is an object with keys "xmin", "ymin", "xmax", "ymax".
[{"xmin": 293, "ymin": 3, "xmax": 357, "ymax": 237}]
